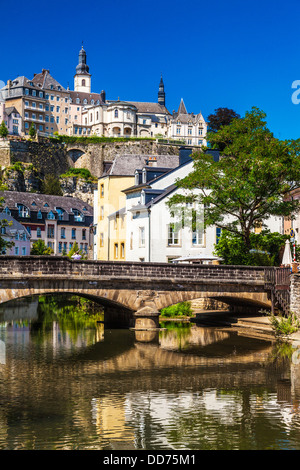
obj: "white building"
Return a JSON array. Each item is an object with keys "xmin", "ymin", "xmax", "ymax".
[{"xmin": 124, "ymin": 149, "xmax": 220, "ymax": 263}]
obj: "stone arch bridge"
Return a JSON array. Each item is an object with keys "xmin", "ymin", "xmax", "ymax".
[{"xmin": 0, "ymin": 256, "xmax": 292, "ymax": 328}]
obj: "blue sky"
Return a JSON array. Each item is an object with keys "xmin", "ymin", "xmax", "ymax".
[{"xmin": 1, "ymin": 0, "xmax": 300, "ymax": 140}]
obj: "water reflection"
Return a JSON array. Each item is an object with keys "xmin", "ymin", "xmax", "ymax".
[{"xmin": 0, "ymin": 295, "xmax": 300, "ymax": 450}]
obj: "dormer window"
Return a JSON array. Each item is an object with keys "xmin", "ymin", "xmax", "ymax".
[
  {"xmin": 72, "ymin": 209, "xmax": 84, "ymax": 222},
  {"xmin": 3, "ymin": 207, "xmax": 11, "ymax": 215},
  {"xmin": 17, "ymin": 204, "xmax": 30, "ymax": 218},
  {"xmin": 142, "ymin": 169, "xmax": 146, "ymax": 184},
  {"xmin": 37, "ymin": 210, "xmax": 42, "ymax": 219},
  {"xmin": 47, "ymin": 211, "xmax": 55, "ymax": 220},
  {"xmin": 135, "ymin": 171, "xmax": 139, "ymax": 185}
]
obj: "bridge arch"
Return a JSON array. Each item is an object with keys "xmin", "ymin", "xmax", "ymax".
[{"xmin": 67, "ymin": 148, "xmax": 86, "ymax": 163}]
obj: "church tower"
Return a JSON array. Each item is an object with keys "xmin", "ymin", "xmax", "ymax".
[
  {"xmin": 74, "ymin": 45, "xmax": 91, "ymax": 93},
  {"xmin": 158, "ymin": 75, "xmax": 165, "ymax": 107}
]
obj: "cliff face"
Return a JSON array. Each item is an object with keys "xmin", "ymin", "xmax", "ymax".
[{"xmin": 0, "ymin": 137, "xmax": 184, "ymax": 205}]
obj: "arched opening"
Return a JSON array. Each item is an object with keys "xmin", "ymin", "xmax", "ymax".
[
  {"xmin": 67, "ymin": 148, "xmax": 85, "ymax": 163},
  {"xmin": 112, "ymin": 126, "xmax": 121, "ymax": 137}
]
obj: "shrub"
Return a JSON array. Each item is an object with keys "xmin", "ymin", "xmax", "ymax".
[{"xmin": 160, "ymin": 301, "xmax": 192, "ymax": 318}]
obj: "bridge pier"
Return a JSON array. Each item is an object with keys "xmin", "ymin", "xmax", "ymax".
[{"xmin": 133, "ymin": 306, "xmax": 160, "ymax": 330}]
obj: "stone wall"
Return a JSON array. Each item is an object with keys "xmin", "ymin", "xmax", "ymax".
[{"xmin": 290, "ymin": 273, "xmax": 300, "ymax": 317}]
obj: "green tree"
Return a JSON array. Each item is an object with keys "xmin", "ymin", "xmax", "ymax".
[
  {"xmin": 168, "ymin": 107, "xmax": 300, "ymax": 254},
  {"xmin": 67, "ymin": 242, "xmax": 87, "ymax": 259},
  {"xmin": 207, "ymin": 107, "xmax": 240, "ymax": 133},
  {"xmin": 0, "ymin": 120, "xmax": 9, "ymax": 138},
  {"xmin": 29, "ymin": 123, "xmax": 36, "ymax": 138},
  {"xmin": 214, "ymin": 230, "xmax": 289, "ymax": 266},
  {"xmin": 41, "ymin": 175, "xmax": 63, "ymax": 196},
  {"xmin": 31, "ymin": 239, "xmax": 54, "ymax": 255}
]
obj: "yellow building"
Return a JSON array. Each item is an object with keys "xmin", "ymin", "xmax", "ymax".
[
  {"xmin": 96, "ymin": 175, "xmax": 133, "ymax": 260},
  {"xmin": 95, "ymin": 154, "xmax": 181, "ymax": 260}
]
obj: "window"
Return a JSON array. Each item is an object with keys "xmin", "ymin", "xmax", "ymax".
[
  {"xmin": 188, "ymin": 128, "xmax": 192, "ymax": 135},
  {"xmin": 39, "ymin": 91, "xmax": 43, "ymax": 98},
  {"xmin": 22, "ymin": 247, "xmax": 26, "ymax": 256},
  {"xmin": 72, "ymin": 228, "xmax": 76, "ymax": 239},
  {"xmin": 39, "ymin": 115, "xmax": 43, "ymax": 121},
  {"xmin": 114, "ymin": 243, "xmax": 118, "ymax": 259},
  {"xmin": 37, "ymin": 227, "xmax": 41, "ymax": 238},
  {"xmin": 0, "ymin": 227, "xmax": 5, "ymax": 234},
  {"xmin": 25, "ymin": 89, "xmax": 29, "ymax": 95},
  {"xmin": 61, "ymin": 227, "xmax": 66, "ymax": 239},
  {"xmin": 17, "ymin": 204, "xmax": 30, "ymax": 218},
  {"xmin": 39, "ymin": 103, "xmax": 43, "ymax": 109},
  {"xmin": 73, "ymin": 209, "xmax": 84, "ymax": 222},
  {"xmin": 139, "ymin": 227, "xmax": 145, "ymax": 247},
  {"xmin": 26, "ymin": 226, "xmax": 31, "ymax": 236},
  {"xmin": 47, "ymin": 211, "xmax": 55, "ymax": 220},
  {"xmin": 168, "ymin": 223, "xmax": 180, "ymax": 245},
  {"xmin": 37, "ymin": 210, "xmax": 42, "ymax": 219},
  {"xmin": 56, "ymin": 106, "xmax": 60, "ymax": 112},
  {"xmin": 176, "ymin": 127, "xmax": 181, "ymax": 135},
  {"xmin": 121, "ymin": 242, "xmax": 125, "ymax": 259},
  {"xmin": 58, "ymin": 242, "xmax": 62, "ymax": 253},
  {"xmin": 100, "ymin": 206, "xmax": 104, "ymax": 220},
  {"xmin": 100, "ymin": 233, "xmax": 104, "ymax": 247},
  {"xmin": 192, "ymin": 228, "xmax": 204, "ymax": 246},
  {"xmin": 114, "ymin": 109, "xmax": 118, "ymax": 118},
  {"xmin": 32, "ymin": 90, "xmax": 36, "ymax": 96},
  {"xmin": 198, "ymin": 128, "xmax": 203, "ymax": 135},
  {"xmin": 15, "ymin": 247, "xmax": 19, "ymax": 255},
  {"xmin": 216, "ymin": 227, "xmax": 222, "ymax": 245},
  {"xmin": 82, "ymin": 79, "xmax": 86, "ymax": 86},
  {"xmin": 100, "ymin": 184, "xmax": 104, "ymax": 197},
  {"xmin": 82, "ymin": 229, "xmax": 86, "ymax": 240},
  {"xmin": 47, "ymin": 225, "xmax": 54, "ymax": 238}
]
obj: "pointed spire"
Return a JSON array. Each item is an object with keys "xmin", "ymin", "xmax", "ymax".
[
  {"xmin": 158, "ymin": 74, "xmax": 165, "ymax": 107},
  {"xmin": 178, "ymin": 98, "xmax": 187, "ymax": 114}
]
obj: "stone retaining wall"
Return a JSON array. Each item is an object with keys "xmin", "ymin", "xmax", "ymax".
[{"xmin": 290, "ymin": 273, "xmax": 300, "ymax": 317}]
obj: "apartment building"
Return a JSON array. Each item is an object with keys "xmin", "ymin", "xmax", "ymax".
[{"xmin": 1, "ymin": 191, "xmax": 93, "ymax": 257}]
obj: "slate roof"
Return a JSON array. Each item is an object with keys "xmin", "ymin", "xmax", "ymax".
[
  {"xmin": 102, "ymin": 154, "xmax": 179, "ymax": 177},
  {"xmin": 32, "ymin": 70, "xmax": 67, "ymax": 91},
  {"xmin": 1, "ymin": 191, "xmax": 93, "ymax": 216},
  {"xmin": 127, "ymin": 101, "xmax": 170, "ymax": 115},
  {"xmin": 69, "ymin": 90, "xmax": 104, "ymax": 105},
  {"xmin": 0, "ymin": 213, "xmax": 31, "ymax": 237}
]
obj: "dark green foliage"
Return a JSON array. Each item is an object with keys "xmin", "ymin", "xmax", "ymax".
[
  {"xmin": 169, "ymin": 108, "xmax": 300, "ymax": 253},
  {"xmin": 214, "ymin": 230, "xmax": 289, "ymax": 266},
  {"xmin": 50, "ymin": 134, "xmax": 155, "ymax": 144},
  {"xmin": 29, "ymin": 123, "xmax": 36, "ymax": 138},
  {"xmin": 60, "ymin": 167, "xmax": 96, "ymax": 181},
  {"xmin": 0, "ymin": 121, "xmax": 9, "ymax": 138},
  {"xmin": 207, "ymin": 107, "xmax": 240, "ymax": 134},
  {"xmin": 41, "ymin": 175, "xmax": 63, "ymax": 196}
]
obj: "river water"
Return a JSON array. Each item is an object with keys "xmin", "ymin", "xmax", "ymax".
[{"xmin": 0, "ymin": 295, "xmax": 300, "ymax": 451}]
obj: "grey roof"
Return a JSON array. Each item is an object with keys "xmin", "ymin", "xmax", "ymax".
[
  {"xmin": 102, "ymin": 154, "xmax": 179, "ymax": 177},
  {"xmin": 127, "ymin": 101, "xmax": 170, "ymax": 115},
  {"xmin": 32, "ymin": 70, "xmax": 67, "ymax": 91},
  {"xmin": 0, "ymin": 213, "xmax": 31, "ymax": 237},
  {"xmin": 69, "ymin": 90, "xmax": 104, "ymax": 105},
  {"xmin": 1, "ymin": 191, "xmax": 93, "ymax": 216},
  {"xmin": 4, "ymin": 106, "xmax": 19, "ymax": 116}
]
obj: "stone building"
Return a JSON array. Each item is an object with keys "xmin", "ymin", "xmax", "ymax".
[
  {"xmin": 0, "ymin": 77, "xmax": 47, "ymax": 135},
  {"xmin": 1, "ymin": 191, "xmax": 93, "ymax": 257}
]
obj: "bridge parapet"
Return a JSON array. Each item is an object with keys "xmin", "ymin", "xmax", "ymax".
[{"xmin": 0, "ymin": 256, "xmax": 268, "ymax": 282}]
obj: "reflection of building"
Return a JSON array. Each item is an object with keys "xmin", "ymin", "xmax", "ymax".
[{"xmin": 1, "ymin": 191, "xmax": 93, "ymax": 256}]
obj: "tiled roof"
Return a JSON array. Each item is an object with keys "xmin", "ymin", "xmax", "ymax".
[{"xmin": 1, "ymin": 191, "xmax": 93, "ymax": 216}]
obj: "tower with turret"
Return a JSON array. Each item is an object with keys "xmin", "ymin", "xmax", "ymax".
[{"xmin": 74, "ymin": 45, "xmax": 91, "ymax": 93}]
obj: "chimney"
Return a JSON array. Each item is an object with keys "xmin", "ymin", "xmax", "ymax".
[
  {"xmin": 179, "ymin": 146, "xmax": 193, "ymax": 166},
  {"xmin": 100, "ymin": 90, "xmax": 106, "ymax": 103}
]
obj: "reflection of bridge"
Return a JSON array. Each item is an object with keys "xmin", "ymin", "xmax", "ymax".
[{"xmin": 0, "ymin": 256, "xmax": 292, "ymax": 328}]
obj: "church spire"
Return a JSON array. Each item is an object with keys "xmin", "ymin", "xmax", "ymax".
[
  {"xmin": 74, "ymin": 44, "xmax": 91, "ymax": 93},
  {"xmin": 158, "ymin": 74, "xmax": 165, "ymax": 107}
]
